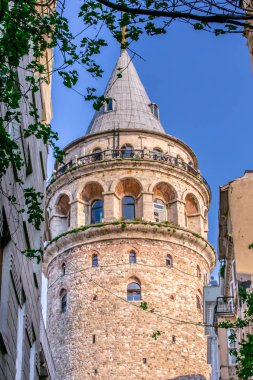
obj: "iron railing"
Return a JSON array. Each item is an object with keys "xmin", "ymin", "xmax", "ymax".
[
  {"xmin": 49, "ymin": 149, "xmax": 211, "ymax": 193},
  {"xmin": 215, "ymin": 297, "xmax": 235, "ymax": 315}
]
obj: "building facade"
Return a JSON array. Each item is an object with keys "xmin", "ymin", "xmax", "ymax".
[
  {"xmin": 44, "ymin": 49, "xmax": 216, "ymax": 380},
  {"xmin": 214, "ymin": 171, "xmax": 253, "ymax": 380},
  {"xmin": 0, "ymin": 37, "xmax": 55, "ymax": 380}
]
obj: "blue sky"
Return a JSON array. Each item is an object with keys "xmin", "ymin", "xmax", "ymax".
[{"xmin": 49, "ymin": 1, "xmax": 253, "ymax": 277}]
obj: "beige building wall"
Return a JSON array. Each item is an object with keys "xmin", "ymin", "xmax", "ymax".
[
  {"xmin": 0, "ymin": 34, "xmax": 55, "ymax": 380},
  {"xmin": 216, "ymin": 171, "xmax": 253, "ymax": 380}
]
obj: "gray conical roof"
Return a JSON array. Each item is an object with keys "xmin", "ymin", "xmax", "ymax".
[{"xmin": 86, "ymin": 50, "xmax": 165, "ymax": 135}]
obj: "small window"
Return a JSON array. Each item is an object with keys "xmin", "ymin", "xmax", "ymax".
[
  {"xmin": 121, "ymin": 144, "xmax": 133, "ymax": 158},
  {"xmin": 91, "ymin": 200, "xmax": 103, "ymax": 224},
  {"xmin": 92, "ymin": 334, "xmax": 96, "ymax": 344},
  {"xmin": 62, "ymin": 263, "xmax": 66, "ymax": 276},
  {"xmin": 196, "ymin": 294, "xmax": 202, "ymax": 311},
  {"xmin": 127, "ymin": 282, "xmax": 141, "ymax": 301},
  {"xmin": 152, "ymin": 147, "xmax": 162, "ymax": 160},
  {"xmin": 149, "ymin": 103, "xmax": 159, "ymax": 119},
  {"xmin": 166, "ymin": 254, "xmax": 173, "ymax": 268},
  {"xmin": 60, "ymin": 289, "xmax": 67, "ymax": 313},
  {"xmin": 92, "ymin": 254, "xmax": 99, "ymax": 268},
  {"xmin": 104, "ymin": 98, "xmax": 113, "ymax": 112},
  {"xmin": 122, "ymin": 196, "xmax": 135, "ymax": 220},
  {"xmin": 154, "ymin": 198, "xmax": 166, "ymax": 222},
  {"xmin": 92, "ymin": 148, "xmax": 102, "ymax": 161},
  {"xmin": 197, "ymin": 265, "xmax": 201, "ymax": 279},
  {"xmin": 129, "ymin": 251, "xmax": 136, "ymax": 264}
]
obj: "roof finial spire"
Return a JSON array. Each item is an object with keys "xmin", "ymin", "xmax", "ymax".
[{"xmin": 121, "ymin": 12, "xmax": 127, "ymax": 49}]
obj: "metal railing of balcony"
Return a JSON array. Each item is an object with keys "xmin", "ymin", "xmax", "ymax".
[
  {"xmin": 215, "ymin": 297, "xmax": 235, "ymax": 315},
  {"xmin": 48, "ymin": 149, "xmax": 211, "ymax": 193}
]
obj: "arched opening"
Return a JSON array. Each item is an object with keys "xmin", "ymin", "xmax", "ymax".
[
  {"xmin": 50, "ymin": 194, "xmax": 71, "ymax": 238},
  {"xmin": 92, "ymin": 147, "xmax": 102, "ymax": 161},
  {"xmin": 129, "ymin": 251, "xmax": 136, "ymax": 264},
  {"xmin": 166, "ymin": 254, "xmax": 173, "ymax": 268},
  {"xmin": 92, "ymin": 254, "xmax": 99, "ymax": 268},
  {"xmin": 185, "ymin": 193, "xmax": 201, "ymax": 233},
  {"xmin": 115, "ymin": 178, "xmax": 143, "ymax": 220},
  {"xmin": 196, "ymin": 291, "xmax": 202, "ymax": 311},
  {"xmin": 62, "ymin": 263, "xmax": 66, "ymax": 276},
  {"xmin": 60, "ymin": 289, "xmax": 67, "ymax": 313},
  {"xmin": 91, "ymin": 200, "xmax": 103, "ymax": 224},
  {"xmin": 122, "ymin": 196, "xmax": 135, "ymax": 220},
  {"xmin": 121, "ymin": 144, "xmax": 133, "ymax": 158},
  {"xmin": 152, "ymin": 147, "xmax": 163, "ymax": 160},
  {"xmin": 152, "ymin": 182, "xmax": 177, "ymax": 224},
  {"xmin": 82, "ymin": 182, "xmax": 104, "ymax": 225},
  {"xmin": 127, "ymin": 281, "xmax": 141, "ymax": 301}
]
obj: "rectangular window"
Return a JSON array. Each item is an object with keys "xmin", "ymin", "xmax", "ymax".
[
  {"xmin": 39, "ymin": 151, "xmax": 46, "ymax": 181},
  {"xmin": 92, "ymin": 334, "xmax": 96, "ymax": 344},
  {"xmin": 15, "ymin": 302, "xmax": 26, "ymax": 380},
  {"xmin": 23, "ymin": 222, "xmax": 31, "ymax": 249}
]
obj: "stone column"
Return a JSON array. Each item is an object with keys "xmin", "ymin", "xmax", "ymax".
[
  {"xmin": 103, "ymin": 192, "xmax": 120, "ymax": 222},
  {"xmin": 141, "ymin": 192, "xmax": 154, "ymax": 221},
  {"xmin": 71, "ymin": 200, "xmax": 87, "ymax": 227},
  {"xmin": 176, "ymin": 200, "xmax": 186, "ymax": 227}
]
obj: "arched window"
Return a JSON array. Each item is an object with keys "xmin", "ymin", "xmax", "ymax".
[
  {"xmin": 166, "ymin": 254, "xmax": 173, "ymax": 268},
  {"xmin": 121, "ymin": 144, "xmax": 133, "ymax": 158},
  {"xmin": 62, "ymin": 263, "xmax": 66, "ymax": 276},
  {"xmin": 129, "ymin": 251, "xmax": 136, "ymax": 264},
  {"xmin": 60, "ymin": 289, "xmax": 67, "ymax": 313},
  {"xmin": 127, "ymin": 282, "xmax": 141, "ymax": 301},
  {"xmin": 91, "ymin": 200, "xmax": 103, "ymax": 224},
  {"xmin": 154, "ymin": 198, "xmax": 166, "ymax": 222},
  {"xmin": 152, "ymin": 147, "xmax": 162, "ymax": 160},
  {"xmin": 92, "ymin": 148, "xmax": 102, "ymax": 161},
  {"xmin": 196, "ymin": 294, "xmax": 202, "ymax": 311},
  {"xmin": 122, "ymin": 196, "xmax": 135, "ymax": 220},
  {"xmin": 197, "ymin": 265, "xmax": 201, "ymax": 279},
  {"xmin": 104, "ymin": 98, "xmax": 113, "ymax": 112},
  {"xmin": 92, "ymin": 254, "xmax": 99, "ymax": 268}
]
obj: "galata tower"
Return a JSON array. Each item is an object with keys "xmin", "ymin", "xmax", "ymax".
[{"xmin": 44, "ymin": 48, "xmax": 215, "ymax": 380}]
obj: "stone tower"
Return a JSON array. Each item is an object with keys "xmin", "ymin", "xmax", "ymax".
[{"xmin": 44, "ymin": 49, "xmax": 215, "ymax": 380}]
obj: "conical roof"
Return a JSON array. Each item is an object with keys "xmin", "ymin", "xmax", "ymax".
[{"xmin": 86, "ymin": 50, "xmax": 165, "ymax": 135}]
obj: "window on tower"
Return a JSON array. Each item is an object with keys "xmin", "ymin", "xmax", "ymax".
[
  {"xmin": 122, "ymin": 196, "xmax": 135, "ymax": 220},
  {"xmin": 166, "ymin": 254, "xmax": 173, "ymax": 268},
  {"xmin": 92, "ymin": 254, "xmax": 99, "ymax": 268},
  {"xmin": 104, "ymin": 98, "xmax": 113, "ymax": 112},
  {"xmin": 129, "ymin": 251, "xmax": 136, "ymax": 264},
  {"xmin": 127, "ymin": 281, "xmax": 141, "ymax": 301},
  {"xmin": 196, "ymin": 294, "xmax": 202, "ymax": 311},
  {"xmin": 154, "ymin": 198, "xmax": 166, "ymax": 222},
  {"xmin": 62, "ymin": 263, "xmax": 66, "ymax": 276},
  {"xmin": 60, "ymin": 289, "xmax": 67, "ymax": 313},
  {"xmin": 91, "ymin": 200, "xmax": 103, "ymax": 224},
  {"xmin": 149, "ymin": 103, "xmax": 159, "ymax": 119},
  {"xmin": 121, "ymin": 144, "xmax": 133, "ymax": 158}
]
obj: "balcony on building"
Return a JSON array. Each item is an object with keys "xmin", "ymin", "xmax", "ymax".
[{"xmin": 215, "ymin": 297, "xmax": 235, "ymax": 315}]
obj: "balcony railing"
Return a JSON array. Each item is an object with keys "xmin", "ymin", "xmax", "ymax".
[
  {"xmin": 215, "ymin": 297, "xmax": 235, "ymax": 315},
  {"xmin": 49, "ymin": 149, "xmax": 210, "ymax": 193}
]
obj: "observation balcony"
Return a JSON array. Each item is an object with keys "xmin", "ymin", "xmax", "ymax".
[
  {"xmin": 214, "ymin": 297, "xmax": 235, "ymax": 315},
  {"xmin": 48, "ymin": 149, "xmax": 210, "ymax": 192}
]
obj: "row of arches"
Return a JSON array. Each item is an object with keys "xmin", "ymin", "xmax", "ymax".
[
  {"xmin": 50, "ymin": 179, "xmax": 206, "ymax": 238},
  {"xmin": 59, "ymin": 281, "xmax": 203, "ymax": 311}
]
